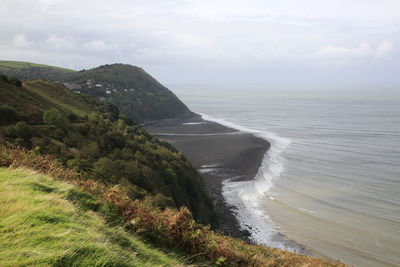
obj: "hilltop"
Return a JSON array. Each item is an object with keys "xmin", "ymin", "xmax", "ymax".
[
  {"xmin": 62, "ymin": 64, "xmax": 193, "ymax": 123},
  {"xmin": 0, "ymin": 60, "xmax": 193, "ymax": 123},
  {"xmin": 0, "ymin": 60, "xmax": 74, "ymax": 81}
]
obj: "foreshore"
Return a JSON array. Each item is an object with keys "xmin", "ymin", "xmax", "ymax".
[{"xmin": 145, "ymin": 113, "xmax": 270, "ymax": 241}]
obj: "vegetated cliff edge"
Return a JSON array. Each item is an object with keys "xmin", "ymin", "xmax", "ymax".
[
  {"xmin": 0, "ymin": 74, "xmax": 347, "ymax": 266},
  {"xmin": 0, "ymin": 75, "xmax": 215, "ymax": 225},
  {"xmin": 0, "ymin": 149, "xmax": 346, "ymax": 267},
  {"xmin": 0, "ymin": 60, "xmax": 193, "ymax": 123}
]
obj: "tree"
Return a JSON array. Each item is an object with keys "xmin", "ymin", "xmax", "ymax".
[
  {"xmin": 93, "ymin": 157, "xmax": 120, "ymax": 183},
  {"xmin": 104, "ymin": 102, "xmax": 119, "ymax": 121},
  {"xmin": 107, "ymin": 130, "xmax": 126, "ymax": 149},
  {"xmin": 43, "ymin": 108, "xmax": 68, "ymax": 127}
]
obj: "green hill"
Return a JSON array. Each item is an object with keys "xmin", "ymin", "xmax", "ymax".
[
  {"xmin": 62, "ymin": 64, "xmax": 193, "ymax": 123},
  {"xmin": 0, "ymin": 168, "xmax": 184, "ymax": 267},
  {"xmin": 0, "ymin": 60, "xmax": 74, "ymax": 81},
  {"xmin": 0, "ymin": 76, "xmax": 215, "ymax": 225},
  {"xmin": 0, "ymin": 60, "xmax": 193, "ymax": 123}
]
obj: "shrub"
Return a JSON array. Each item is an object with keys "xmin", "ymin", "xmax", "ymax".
[
  {"xmin": 144, "ymin": 193, "xmax": 174, "ymax": 210},
  {"xmin": 43, "ymin": 108, "xmax": 68, "ymax": 127},
  {"xmin": 0, "ymin": 104, "xmax": 19, "ymax": 125},
  {"xmin": 119, "ymin": 114, "xmax": 134, "ymax": 126},
  {"xmin": 67, "ymin": 112, "xmax": 79, "ymax": 122},
  {"xmin": 93, "ymin": 157, "xmax": 120, "ymax": 183},
  {"xmin": 8, "ymin": 121, "xmax": 32, "ymax": 139}
]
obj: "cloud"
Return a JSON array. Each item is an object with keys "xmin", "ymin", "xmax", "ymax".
[
  {"xmin": 12, "ymin": 34, "xmax": 32, "ymax": 48},
  {"xmin": 317, "ymin": 42, "xmax": 372, "ymax": 59},
  {"xmin": 83, "ymin": 40, "xmax": 113, "ymax": 51},
  {"xmin": 0, "ymin": 0, "xmax": 399, "ymax": 86},
  {"xmin": 375, "ymin": 40, "xmax": 394, "ymax": 58},
  {"xmin": 317, "ymin": 41, "xmax": 396, "ymax": 61},
  {"xmin": 45, "ymin": 35, "xmax": 76, "ymax": 51}
]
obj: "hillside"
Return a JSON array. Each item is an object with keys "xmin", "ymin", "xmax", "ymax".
[
  {"xmin": 62, "ymin": 64, "xmax": 193, "ymax": 123},
  {"xmin": 0, "ymin": 75, "xmax": 347, "ymax": 267},
  {"xmin": 0, "ymin": 60, "xmax": 193, "ymax": 123},
  {"xmin": 0, "ymin": 76, "xmax": 215, "ymax": 225},
  {"xmin": 0, "ymin": 60, "xmax": 74, "ymax": 81},
  {"xmin": 0, "ymin": 168, "xmax": 184, "ymax": 267},
  {"xmin": 0, "ymin": 148, "xmax": 346, "ymax": 267}
]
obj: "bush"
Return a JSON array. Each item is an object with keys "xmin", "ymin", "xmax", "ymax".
[
  {"xmin": 43, "ymin": 108, "xmax": 68, "ymax": 127},
  {"xmin": 144, "ymin": 193, "xmax": 174, "ymax": 210},
  {"xmin": 119, "ymin": 114, "xmax": 134, "ymax": 126},
  {"xmin": 9, "ymin": 121, "xmax": 32, "ymax": 139},
  {"xmin": 67, "ymin": 112, "xmax": 79, "ymax": 122},
  {"xmin": 93, "ymin": 157, "xmax": 120, "ymax": 183},
  {"xmin": 0, "ymin": 105, "xmax": 19, "ymax": 125}
]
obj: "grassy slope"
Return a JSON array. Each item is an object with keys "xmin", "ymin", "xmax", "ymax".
[
  {"xmin": 0, "ymin": 148, "xmax": 346, "ymax": 267},
  {"xmin": 0, "ymin": 60, "xmax": 75, "ymax": 72},
  {"xmin": 0, "ymin": 78, "xmax": 216, "ymax": 226},
  {"xmin": 0, "ymin": 79, "xmax": 93, "ymax": 123},
  {"xmin": 0, "ymin": 60, "xmax": 75, "ymax": 82},
  {"xmin": 0, "ymin": 60, "xmax": 192, "ymax": 123},
  {"xmin": 0, "ymin": 167, "xmax": 184, "ymax": 267},
  {"xmin": 23, "ymin": 79, "xmax": 93, "ymax": 117}
]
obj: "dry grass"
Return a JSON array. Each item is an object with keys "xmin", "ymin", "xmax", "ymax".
[{"xmin": 0, "ymin": 168, "xmax": 184, "ymax": 267}]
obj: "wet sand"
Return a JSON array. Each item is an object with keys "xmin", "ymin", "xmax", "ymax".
[{"xmin": 145, "ymin": 114, "xmax": 270, "ymax": 240}]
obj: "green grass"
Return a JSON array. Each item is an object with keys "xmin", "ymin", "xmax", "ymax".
[
  {"xmin": 0, "ymin": 79, "xmax": 93, "ymax": 123},
  {"xmin": 0, "ymin": 60, "xmax": 75, "ymax": 72},
  {"xmin": 23, "ymin": 79, "xmax": 93, "ymax": 117},
  {"xmin": 0, "ymin": 60, "xmax": 76, "ymax": 82},
  {"xmin": 0, "ymin": 168, "xmax": 184, "ymax": 267}
]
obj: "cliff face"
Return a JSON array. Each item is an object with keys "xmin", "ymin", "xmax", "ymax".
[{"xmin": 0, "ymin": 61, "xmax": 193, "ymax": 124}]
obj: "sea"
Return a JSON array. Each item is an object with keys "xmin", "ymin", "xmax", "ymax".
[{"xmin": 170, "ymin": 85, "xmax": 400, "ymax": 267}]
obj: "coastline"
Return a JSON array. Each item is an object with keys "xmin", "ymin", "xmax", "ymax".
[
  {"xmin": 145, "ymin": 113, "xmax": 310, "ymax": 254},
  {"xmin": 145, "ymin": 113, "xmax": 268, "ymax": 241}
]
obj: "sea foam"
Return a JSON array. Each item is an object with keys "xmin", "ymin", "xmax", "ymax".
[{"xmin": 199, "ymin": 113, "xmax": 297, "ymax": 250}]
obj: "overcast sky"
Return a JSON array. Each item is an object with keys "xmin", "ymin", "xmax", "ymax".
[{"xmin": 1, "ymin": 0, "xmax": 399, "ymax": 88}]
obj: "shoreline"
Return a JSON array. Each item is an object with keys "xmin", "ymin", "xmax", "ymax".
[
  {"xmin": 145, "ymin": 113, "xmax": 267, "ymax": 241},
  {"xmin": 145, "ymin": 113, "xmax": 309, "ymax": 253}
]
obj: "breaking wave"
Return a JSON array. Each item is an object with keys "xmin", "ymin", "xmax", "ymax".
[{"xmin": 199, "ymin": 113, "xmax": 298, "ymax": 250}]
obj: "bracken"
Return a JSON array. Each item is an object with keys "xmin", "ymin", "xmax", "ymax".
[{"xmin": 0, "ymin": 146, "xmax": 347, "ymax": 267}]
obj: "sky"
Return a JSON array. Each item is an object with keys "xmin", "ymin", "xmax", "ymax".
[{"xmin": 1, "ymin": 0, "xmax": 399, "ymax": 88}]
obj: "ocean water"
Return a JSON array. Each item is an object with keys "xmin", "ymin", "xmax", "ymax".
[{"xmin": 171, "ymin": 86, "xmax": 400, "ymax": 267}]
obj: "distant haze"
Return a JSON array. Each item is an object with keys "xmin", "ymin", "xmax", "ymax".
[{"xmin": 1, "ymin": 0, "xmax": 399, "ymax": 88}]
